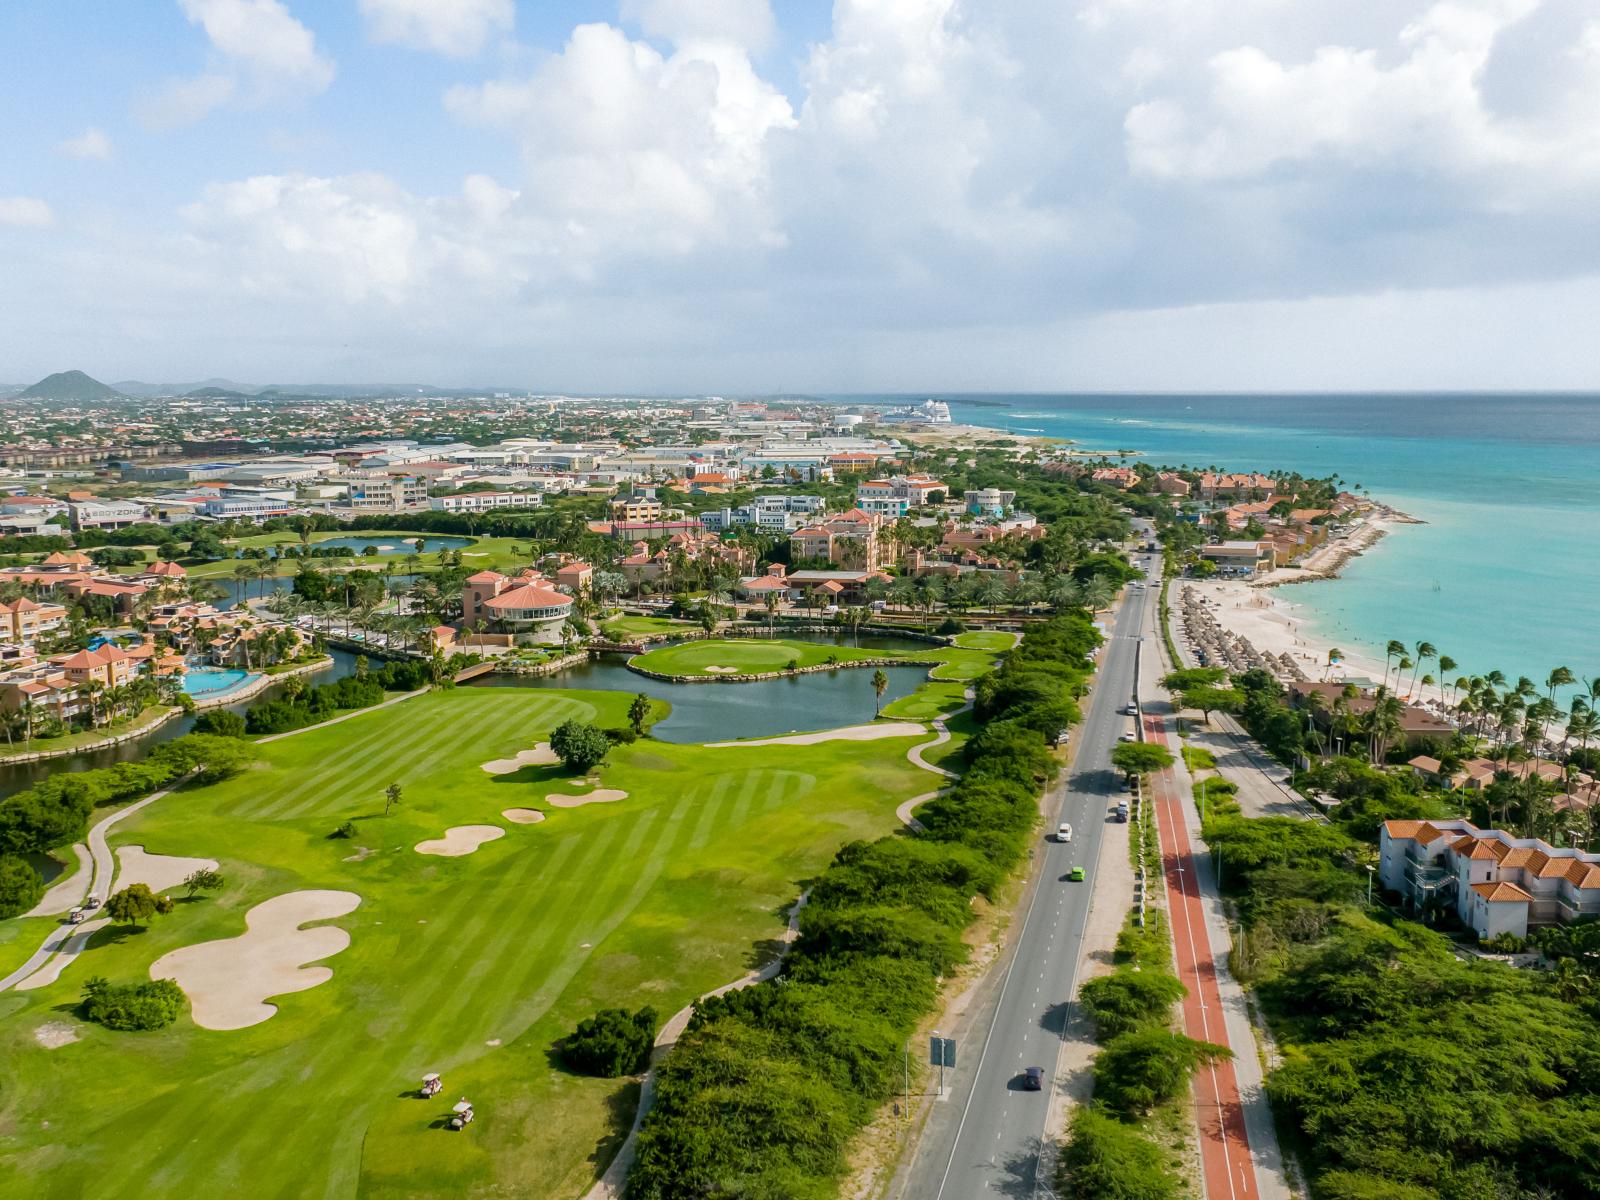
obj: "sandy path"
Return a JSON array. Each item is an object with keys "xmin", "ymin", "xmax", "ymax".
[
  {"xmin": 26, "ymin": 844, "xmax": 92, "ymax": 917},
  {"xmin": 414, "ymin": 825, "xmax": 505, "ymax": 856},
  {"xmin": 707, "ymin": 722, "xmax": 926, "ymax": 748},
  {"xmin": 545, "ymin": 789, "xmax": 628, "ymax": 808},
  {"xmin": 501, "ymin": 808, "xmax": 546, "ymax": 825},
  {"xmin": 151, "ymin": 890, "xmax": 361, "ymax": 1030},
  {"xmin": 116, "ymin": 846, "xmax": 220, "ymax": 896},
  {"xmin": 481, "ymin": 744, "xmax": 558, "ymax": 774}
]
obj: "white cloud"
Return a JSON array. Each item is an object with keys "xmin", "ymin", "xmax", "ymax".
[
  {"xmin": 57, "ymin": 128, "xmax": 114, "ymax": 161},
  {"xmin": 620, "ymin": 0, "xmax": 776, "ymax": 52},
  {"xmin": 446, "ymin": 22, "xmax": 794, "ymax": 263},
  {"xmin": 357, "ymin": 0, "xmax": 513, "ymax": 58},
  {"xmin": 144, "ymin": 0, "xmax": 333, "ymax": 127},
  {"xmin": 0, "ymin": 197, "xmax": 54, "ymax": 228}
]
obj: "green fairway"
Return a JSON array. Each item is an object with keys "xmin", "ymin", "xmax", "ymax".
[
  {"xmin": 0, "ymin": 686, "xmax": 932, "ymax": 1199},
  {"xmin": 952, "ymin": 630, "xmax": 1019, "ymax": 652},
  {"xmin": 629, "ymin": 637, "xmax": 894, "ymax": 676},
  {"xmin": 599, "ymin": 615, "xmax": 698, "ymax": 641}
]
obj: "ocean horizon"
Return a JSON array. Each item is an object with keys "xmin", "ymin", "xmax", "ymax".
[{"xmin": 828, "ymin": 392, "xmax": 1600, "ymax": 695}]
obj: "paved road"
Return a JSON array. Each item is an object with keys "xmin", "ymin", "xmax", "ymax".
[{"xmin": 895, "ymin": 584, "xmax": 1151, "ymax": 1200}]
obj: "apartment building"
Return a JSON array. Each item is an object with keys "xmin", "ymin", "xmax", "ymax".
[
  {"xmin": 0, "ymin": 596, "xmax": 68, "ymax": 644},
  {"xmin": 430, "ymin": 491, "xmax": 543, "ymax": 514},
  {"xmin": 345, "ymin": 475, "xmax": 429, "ymax": 512},
  {"xmin": 1380, "ymin": 818, "xmax": 1600, "ymax": 940}
]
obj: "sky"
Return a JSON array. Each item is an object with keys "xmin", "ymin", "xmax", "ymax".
[{"xmin": 2, "ymin": 0, "xmax": 1599, "ymax": 392}]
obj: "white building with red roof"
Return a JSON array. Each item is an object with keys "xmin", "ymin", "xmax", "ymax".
[{"xmin": 1379, "ymin": 818, "xmax": 1600, "ymax": 940}]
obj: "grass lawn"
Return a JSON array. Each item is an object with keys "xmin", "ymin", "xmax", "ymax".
[
  {"xmin": 0, "ymin": 705, "xmax": 174, "ymax": 764},
  {"xmin": 952, "ymin": 630, "xmax": 1018, "ymax": 652},
  {"xmin": 881, "ymin": 679, "xmax": 969, "ymax": 721},
  {"xmin": 178, "ymin": 534, "xmax": 540, "ymax": 581},
  {"xmin": 629, "ymin": 637, "xmax": 893, "ymax": 677},
  {"xmin": 0, "ymin": 685, "xmax": 932, "ymax": 1199},
  {"xmin": 599, "ymin": 616, "xmax": 698, "ymax": 641},
  {"xmin": 0, "ymin": 915, "xmax": 57, "ymax": 980}
]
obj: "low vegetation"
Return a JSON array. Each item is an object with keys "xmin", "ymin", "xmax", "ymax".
[
  {"xmin": 562, "ymin": 1006, "xmax": 658, "ymax": 1077},
  {"xmin": 243, "ymin": 659, "xmax": 432, "ymax": 734},
  {"xmin": 79, "ymin": 976, "xmax": 188, "ymax": 1031}
]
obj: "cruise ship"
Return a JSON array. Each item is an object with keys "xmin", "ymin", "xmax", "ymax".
[{"xmin": 885, "ymin": 399, "xmax": 952, "ymax": 424}]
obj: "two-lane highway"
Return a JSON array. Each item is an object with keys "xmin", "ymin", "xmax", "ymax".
[{"xmin": 896, "ymin": 577, "xmax": 1155, "ymax": 1199}]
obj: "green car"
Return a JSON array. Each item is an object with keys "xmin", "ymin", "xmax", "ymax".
[{"xmin": 1068, "ymin": 866, "xmax": 1086, "ymax": 882}]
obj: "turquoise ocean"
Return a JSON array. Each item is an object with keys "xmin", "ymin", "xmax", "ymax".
[{"xmin": 830, "ymin": 394, "xmax": 1600, "ymax": 692}]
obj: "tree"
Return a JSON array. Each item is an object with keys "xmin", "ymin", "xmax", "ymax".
[
  {"xmin": 1177, "ymin": 686, "xmax": 1246, "ymax": 724},
  {"xmin": 1094, "ymin": 1028, "xmax": 1232, "ymax": 1116},
  {"xmin": 182, "ymin": 868, "xmax": 224, "ymax": 898},
  {"xmin": 1110, "ymin": 741, "xmax": 1174, "ymax": 781},
  {"xmin": 550, "ymin": 718, "xmax": 611, "ymax": 773},
  {"xmin": 192, "ymin": 709, "xmax": 247, "ymax": 738},
  {"xmin": 0, "ymin": 853, "xmax": 45, "ymax": 919},
  {"xmin": 628, "ymin": 693, "xmax": 652, "ymax": 735},
  {"xmin": 80, "ymin": 976, "xmax": 188, "ymax": 1031},
  {"xmin": 872, "ymin": 668, "xmax": 889, "ymax": 715},
  {"xmin": 105, "ymin": 882, "xmax": 172, "ymax": 929},
  {"xmin": 384, "ymin": 782, "xmax": 402, "ymax": 817}
]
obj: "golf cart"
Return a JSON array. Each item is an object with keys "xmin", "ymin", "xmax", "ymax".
[
  {"xmin": 84, "ymin": 894, "xmax": 101, "ymax": 910},
  {"xmin": 67, "ymin": 906, "xmax": 87, "ymax": 925},
  {"xmin": 450, "ymin": 1099, "xmax": 474, "ymax": 1130},
  {"xmin": 420, "ymin": 1072, "xmax": 442, "ymax": 1098}
]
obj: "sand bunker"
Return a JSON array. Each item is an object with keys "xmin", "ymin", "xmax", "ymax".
[
  {"xmin": 150, "ymin": 890, "xmax": 360, "ymax": 1031},
  {"xmin": 481, "ymin": 743, "xmax": 559, "ymax": 774},
  {"xmin": 707, "ymin": 722, "xmax": 925, "ymax": 748},
  {"xmin": 501, "ymin": 808, "xmax": 547, "ymax": 825},
  {"xmin": 415, "ymin": 825, "xmax": 505, "ymax": 856},
  {"xmin": 702, "ymin": 665, "xmax": 740, "ymax": 674},
  {"xmin": 544, "ymin": 789, "xmax": 628, "ymax": 808},
  {"xmin": 34, "ymin": 1021, "xmax": 80, "ymax": 1048},
  {"xmin": 116, "ymin": 846, "xmax": 220, "ymax": 896}
]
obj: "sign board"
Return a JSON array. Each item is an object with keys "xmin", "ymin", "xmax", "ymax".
[{"xmin": 930, "ymin": 1036, "xmax": 956, "ymax": 1068}]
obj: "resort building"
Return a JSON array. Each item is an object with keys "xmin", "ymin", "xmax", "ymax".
[
  {"xmin": 610, "ymin": 494, "xmax": 664, "ymax": 523},
  {"xmin": 0, "ymin": 596, "xmax": 68, "ymax": 645},
  {"xmin": 1090, "ymin": 468, "xmax": 1137, "ymax": 490},
  {"xmin": 461, "ymin": 569, "xmax": 573, "ymax": 645},
  {"xmin": 53, "ymin": 643, "xmax": 135, "ymax": 688},
  {"xmin": 1379, "ymin": 819, "xmax": 1600, "ymax": 940},
  {"xmin": 429, "ymin": 491, "xmax": 542, "ymax": 514},
  {"xmin": 788, "ymin": 509, "xmax": 885, "ymax": 571},
  {"xmin": 1197, "ymin": 472, "xmax": 1276, "ymax": 501},
  {"xmin": 344, "ymin": 475, "xmax": 429, "ymax": 512},
  {"xmin": 965, "ymin": 487, "xmax": 1017, "ymax": 517},
  {"xmin": 1198, "ymin": 540, "xmax": 1276, "ymax": 577}
]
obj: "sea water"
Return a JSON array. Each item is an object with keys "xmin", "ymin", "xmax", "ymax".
[{"xmin": 831, "ymin": 393, "xmax": 1600, "ymax": 691}]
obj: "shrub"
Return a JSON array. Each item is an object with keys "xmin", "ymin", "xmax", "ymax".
[
  {"xmin": 563, "ymin": 1006, "xmax": 657, "ymax": 1077},
  {"xmin": 1058, "ymin": 1107, "xmax": 1181, "ymax": 1200},
  {"xmin": 602, "ymin": 726, "xmax": 638, "ymax": 745},
  {"xmin": 332, "ymin": 821, "xmax": 357, "ymax": 839},
  {"xmin": 192, "ymin": 709, "xmax": 247, "ymax": 738},
  {"xmin": 80, "ymin": 976, "xmax": 187, "ymax": 1030},
  {"xmin": 936, "ymin": 617, "xmax": 966, "ymax": 635},
  {"xmin": 1079, "ymin": 970, "xmax": 1186, "ymax": 1042},
  {"xmin": 0, "ymin": 853, "xmax": 45, "ymax": 919},
  {"xmin": 1094, "ymin": 1028, "xmax": 1232, "ymax": 1117}
]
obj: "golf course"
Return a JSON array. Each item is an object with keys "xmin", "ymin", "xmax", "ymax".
[{"xmin": 0, "ymin": 660, "xmax": 984, "ymax": 1197}]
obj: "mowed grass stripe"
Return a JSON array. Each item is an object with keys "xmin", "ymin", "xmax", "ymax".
[
  {"xmin": 125, "ymin": 832, "xmax": 565, "ymax": 1199},
  {"xmin": 686, "ymin": 775, "xmax": 733, "ymax": 852}
]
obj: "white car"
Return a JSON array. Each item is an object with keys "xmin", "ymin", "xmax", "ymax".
[
  {"xmin": 1122, "ymin": 704, "xmax": 1138, "ymax": 716},
  {"xmin": 1120, "ymin": 731, "xmax": 1138, "ymax": 743},
  {"xmin": 1057, "ymin": 823, "xmax": 1073, "ymax": 843}
]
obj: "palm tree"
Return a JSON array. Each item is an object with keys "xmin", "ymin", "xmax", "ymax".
[
  {"xmin": 1546, "ymin": 666, "xmax": 1576, "ymax": 706},
  {"xmin": 1384, "ymin": 639, "xmax": 1405, "ymax": 691},
  {"xmin": 871, "ymin": 668, "xmax": 889, "ymax": 715},
  {"xmin": 1436, "ymin": 655, "xmax": 1458, "ymax": 704},
  {"xmin": 1047, "ymin": 577, "xmax": 1082, "ymax": 614},
  {"xmin": 1303, "ymin": 689, "xmax": 1330, "ymax": 755},
  {"xmin": 1365, "ymin": 690, "xmax": 1404, "ymax": 765},
  {"xmin": 1409, "ymin": 642, "xmax": 1435, "ymax": 698}
]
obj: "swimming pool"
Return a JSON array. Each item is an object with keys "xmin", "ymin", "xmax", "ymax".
[{"xmin": 181, "ymin": 668, "xmax": 259, "ymax": 698}]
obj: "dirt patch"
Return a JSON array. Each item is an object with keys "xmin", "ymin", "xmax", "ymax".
[
  {"xmin": 150, "ymin": 890, "xmax": 360, "ymax": 1031},
  {"xmin": 116, "ymin": 846, "xmax": 220, "ymax": 896},
  {"xmin": 501, "ymin": 808, "xmax": 547, "ymax": 825},
  {"xmin": 34, "ymin": 1021, "xmax": 79, "ymax": 1049},
  {"xmin": 707, "ymin": 722, "xmax": 925, "ymax": 748},
  {"xmin": 481, "ymin": 743, "xmax": 559, "ymax": 774},
  {"xmin": 545, "ymin": 789, "xmax": 629, "ymax": 808},
  {"xmin": 414, "ymin": 825, "xmax": 506, "ymax": 856},
  {"xmin": 342, "ymin": 846, "xmax": 375, "ymax": 862}
]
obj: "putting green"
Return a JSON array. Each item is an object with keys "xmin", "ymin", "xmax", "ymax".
[
  {"xmin": 629, "ymin": 637, "xmax": 892, "ymax": 676},
  {"xmin": 0, "ymin": 686, "xmax": 933, "ymax": 1199}
]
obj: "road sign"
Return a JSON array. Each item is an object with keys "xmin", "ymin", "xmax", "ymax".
[{"xmin": 941, "ymin": 1039, "xmax": 956, "ymax": 1068}]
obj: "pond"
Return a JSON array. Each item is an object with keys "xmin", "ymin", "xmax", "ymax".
[
  {"xmin": 469, "ymin": 633, "xmax": 939, "ymax": 744},
  {"xmin": 306, "ymin": 535, "xmax": 473, "ymax": 556}
]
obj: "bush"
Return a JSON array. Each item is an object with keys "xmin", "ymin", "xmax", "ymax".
[
  {"xmin": 1058, "ymin": 1107, "xmax": 1181, "ymax": 1200},
  {"xmin": 1094, "ymin": 1028, "xmax": 1232, "ymax": 1117},
  {"xmin": 0, "ymin": 853, "xmax": 45, "ymax": 919},
  {"xmin": 192, "ymin": 709, "xmax": 247, "ymax": 738},
  {"xmin": 332, "ymin": 821, "xmax": 357, "ymax": 839},
  {"xmin": 80, "ymin": 976, "xmax": 187, "ymax": 1030},
  {"xmin": 550, "ymin": 719, "xmax": 610, "ymax": 772},
  {"xmin": 563, "ymin": 1006, "xmax": 657, "ymax": 1077},
  {"xmin": 936, "ymin": 617, "xmax": 966, "ymax": 635},
  {"xmin": 1079, "ymin": 970, "xmax": 1186, "ymax": 1042},
  {"xmin": 602, "ymin": 726, "xmax": 638, "ymax": 745}
]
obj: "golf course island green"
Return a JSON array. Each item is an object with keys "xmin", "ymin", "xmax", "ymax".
[
  {"xmin": 0, "ymin": 680, "xmax": 958, "ymax": 1198},
  {"xmin": 626, "ymin": 634, "xmax": 1007, "ymax": 682}
]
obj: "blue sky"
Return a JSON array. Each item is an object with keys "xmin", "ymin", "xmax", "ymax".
[{"xmin": 2, "ymin": 0, "xmax": 1599, "ymax": 391}]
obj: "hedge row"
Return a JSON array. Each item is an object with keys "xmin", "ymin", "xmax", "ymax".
[
  {"xmin": 243, "ymin": 659, "xmax": 432, "ymax": 735},
  {"xmin": 625, "ymin": 614, "xmax": 1100, "ymax": 1199}
]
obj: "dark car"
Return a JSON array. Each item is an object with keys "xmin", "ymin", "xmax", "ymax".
[{"xmin": 1023, "ymin": 1066, "xmax": 1044, "ymax": 1090}]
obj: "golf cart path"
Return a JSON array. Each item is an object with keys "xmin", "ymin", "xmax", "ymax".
[
  {"xmin": 895, "ymin": 691, "xmax": 975, "ymax": 831},
  {"xmin": 1, "ymin": 786, "xmax": 172, "ymax": 992},
  {"xmin": 26, "ymin": 843, "xmax": 92, "ymax": 917},
  {"xmin": 587, "ymin": 698, "xmax": 975, "ymax": 1198}
]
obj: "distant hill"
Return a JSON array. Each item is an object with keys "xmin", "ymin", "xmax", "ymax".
[
  {"xmin": 182, "ymin": 386, "xmax": 254, "ymax": 400},
  {"xmin": 18, "ymin": 370, "xmax": 122, "ymax": 402},
  {"xmin": 113, "ymin": 377, "xmax": 259, "ymax": 397}
]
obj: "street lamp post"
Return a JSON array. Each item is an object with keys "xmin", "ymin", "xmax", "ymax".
[{"xmin": 1366, "ymin": 863, "xmax": 1376, "ymax": 906}]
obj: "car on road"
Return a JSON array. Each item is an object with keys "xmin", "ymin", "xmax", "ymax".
[
  {"xmin": 1119, "ymin": 731, "xmax": 1137, "ymax": 743},
  {"xmin": 1023, "ymin": 1066, "xmax": 1044, "ymax": 1090},
  {"xmin": 1056, "ymin": 822, "xmax": 1073, "ymax": 842},
  {"xmin": 1067, "ymin": 866, "xmax": 1086, "ymax": 881},
  {"xmin": 1122, "ymin": 703, "xmax": 1138, "ymax": 716}
]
